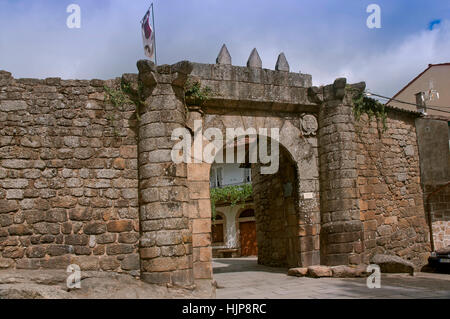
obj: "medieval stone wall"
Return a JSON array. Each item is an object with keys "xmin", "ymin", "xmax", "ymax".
[
  {"xmin": 355, "ymin": 111, "xmax": 430, "ymax": 268},
  {"xmin": 0, "ymin": 71, "xmax": 140, "ymax": 273},
  {"xmin": 425, "ymin": 184, "xmax": 450, "ymax": 250},
  {"xmin": 252, "ymin": 148, "xmax": 299, "ymax": 268}
]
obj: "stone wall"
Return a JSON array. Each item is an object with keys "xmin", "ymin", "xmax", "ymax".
[
  {"xmin": 355, "ymin": 110, "xmax": 430, "ymax": 268},
  {"xmin": 316, "ymin": 80, "xmax": 365, "ymax": 266},
  {"xmin": 425, "ymin": 184, "xmax": 450, "ymax": 250},
  {"xmin": 0, "ymin": 51, "xmax": 438, "ymax": 290},
  {"xmin": 0, "ymin": 71, "xmax": 140, "ymax": 273},
  {"xmin": 415, "ymin": 118, "xmax": 450, "ymax": 251},
  {"xmin": 252, "ymin": 148, "xmax": 299, "ymax": 268}
]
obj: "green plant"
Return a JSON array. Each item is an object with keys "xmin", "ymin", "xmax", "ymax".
[
  {"xmin": 351, "ymin": 90, "xmax": 388, "ymax": 132},
  {"xmin": 184, "ymin": 80, "xmax": 212, "ymax": 105},
  {"xmin": 210, "ymin": 184, "xmax": 253, "ymax": 219},
  {"xmin": 104, "ymin": 80, "xmax": 144, "ymax": 136}
]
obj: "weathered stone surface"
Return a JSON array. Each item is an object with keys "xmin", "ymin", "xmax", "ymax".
[
  {"xmin": 0, "ymin": 269, "xmax": 214, "ymax": 299},
  {"xmin": 0, "ymin": 200, "xmax": 19, "ymax": 214},
  {"xmin": 307, "ymin": 266, "xmax": 332, "ymax": 278},
  {"xmin": 0, "ymin": 57, "xmax": 438, "ymax": 291},
  {"xmin": 216, "ymin": 44, "xmax": 232, "ymax": 65},
  {"xmin": 330, "ymin": 265, "xmax": 358, "ymax": 278},
  {"xmin": 288, "ymin": 267, "xmax": 308, "ymax": 277},
  {"xmin": 83, "ymin": 222, "xmax": 107, "ymax": 235},
  {"xmin": 0, "ymin": 100, "xmax": 27, "ymax": 112},
  {"xmin": 121, "ymin": 254, "xmax": 140, "ymax": 271},
  {"xmin": 371, "ymin": 254, "xmax": 415, "ymax": 275}
]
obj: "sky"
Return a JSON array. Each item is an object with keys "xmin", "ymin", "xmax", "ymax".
[{"xmin": 0, "ymin": 0, "xmax": 449, "ymax": 98}]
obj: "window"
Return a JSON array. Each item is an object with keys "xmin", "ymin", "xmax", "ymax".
[{"xmin": 210, "ymin": 167, "xmax": 223, "ymax": 188}]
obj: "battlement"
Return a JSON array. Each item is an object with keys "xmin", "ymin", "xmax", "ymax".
[{"xmin": 137, "ymin": 45, "xmax": 316, "ymax": 113}]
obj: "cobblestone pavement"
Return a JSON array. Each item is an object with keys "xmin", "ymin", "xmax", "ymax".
[{"xmin": 213, "ymin": 257, "xmax": 450, "ymax": 299}]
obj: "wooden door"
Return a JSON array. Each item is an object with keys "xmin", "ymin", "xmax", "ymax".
[{"xmin": 239, "ymin": 221, "xmax": 257, "ymax": 256}]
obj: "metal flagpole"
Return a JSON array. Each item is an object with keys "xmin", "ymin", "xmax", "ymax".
[{"xmin": 151, "ymin": 3, "xmax": 157, "ymax": 65}]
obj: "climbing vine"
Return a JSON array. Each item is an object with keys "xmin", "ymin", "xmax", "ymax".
[
  {"xmin": 184, "ymin": 79, "xmax": 212, "ymax": 106},
  {"xmin": 351, "ymin": 90, "xmax": 388, "ymax": 132},
  {"xmin": 210, "ymin": 184, "xmax": 253, "ymax": 219}
]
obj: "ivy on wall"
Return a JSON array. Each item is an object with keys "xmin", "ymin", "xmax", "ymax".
[
  {"xmin": 351, "ymin": 90, "xmax": 388, "ymax": 132},
  {"xmin": 184, "ymin": 80, "xmax": 212, "ymax": 106},
  {"xmin": 210, "ymin": 184, "xmax": 253, "ymax": 219},
  {"xmin": 103, "ymin": 79, "xmax": 145, "ymax": 136}
]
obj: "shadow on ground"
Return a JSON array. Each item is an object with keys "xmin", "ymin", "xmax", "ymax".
[{"xmin": 213, "ymin": 257, "xmax": 287, "ymax": 274}]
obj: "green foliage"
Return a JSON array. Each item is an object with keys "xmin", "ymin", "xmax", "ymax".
[
  {"xmin": 103, "ymin": 80, "xmax": 144, "ymax": 136},
  {"xmin": 210, "ymin": 184, "xmax": 253, "ymax": 219},
  {"xmin": 352, "ymin": 91, "xmax": 388, "ymax": 132},
  {"xmin": 185, "ymin": 80, "xmax": 212, "ymax": 105}
]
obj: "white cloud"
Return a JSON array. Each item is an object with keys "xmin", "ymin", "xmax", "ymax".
[{"xmin": 326, "ymin": 20, "xmax": 450, "ymax": 97}]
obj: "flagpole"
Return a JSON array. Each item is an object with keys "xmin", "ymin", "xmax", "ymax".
[{"xmin": 151, "ymin": 3, "xmax": 157, "ymax": 65}]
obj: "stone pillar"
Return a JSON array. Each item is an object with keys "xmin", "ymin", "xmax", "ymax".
[
  {"xmin": 136, "ymin": 60, "xmax": 194, "ymax": 286},
  {"xmin": 314, "ymin": 79, "xmax": 365, "ymax": 266}
]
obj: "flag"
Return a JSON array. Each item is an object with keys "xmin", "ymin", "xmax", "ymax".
[{"xmin": 141, "ymin": 7, "xmax": 155, "ymax": 61}]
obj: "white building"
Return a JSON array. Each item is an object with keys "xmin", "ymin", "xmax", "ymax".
[{"xmin": 210, "ymin": 163, "xmax": 257, "ymax": 257}]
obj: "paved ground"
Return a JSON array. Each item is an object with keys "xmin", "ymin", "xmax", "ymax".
[{"xmin": 213, "ymin": 257, "xmax": 450, "ymax": 299}]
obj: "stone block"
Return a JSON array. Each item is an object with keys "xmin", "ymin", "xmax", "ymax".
[
  {"xmin": 99, "ymin": 256, "xmax": 120, "ymax": 271},
  {"xmin": 71, "ymin": 256, "xmax": 99, "ymax": 271},
  {"xmin": 140, "ymin": 247, "xmax": 161, "ymax": 260},
  {"xmin": 0, "ymin": 100, "xmax": 27, "ymax": 112},
  {"xmin": 83, "ymin": 222, "xmax": 107, "ymax": 235},
  {"xmin": 193, "ymin": 261, "xmax": 212, "ymax": 279},
  {"xmin": 106, "ymin": 244, "xmax": 134, "ymax": 255},
  {"xmin": 307, "ymin": 266, "xmax": 332, "ymax": 278},
  {"xmin": 193, "ymin": 218, "xmax": 211, "ymax": 234},
  {"xmin": 107, "ymin": 220, "xmax": 133, "ymax": 233},
  {"xmin": 288, "ymin": 267, "xmax": 308, "ymax": 277}
]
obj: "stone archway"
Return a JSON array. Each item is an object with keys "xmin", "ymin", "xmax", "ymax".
[
  {"xmin": 135, "ymin": 59, "xmax": 366, "ymax": 290},
  {"xmin": 186, "ymin": 112, "xmax": 321, "ymax": 282}
]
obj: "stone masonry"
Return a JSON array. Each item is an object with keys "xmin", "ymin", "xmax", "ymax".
[
  {"xmin": 0, "ymin": 71, "xmax": 140, "ymax": 274},
  {"xmin": 0, "ymin": 46, "xmax": 438, "ymax": 290}
]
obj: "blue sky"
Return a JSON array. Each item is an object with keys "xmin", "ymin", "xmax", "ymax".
[{"xmin": 0, "ymin": 0, "xmax": 449, "ymax": 97}]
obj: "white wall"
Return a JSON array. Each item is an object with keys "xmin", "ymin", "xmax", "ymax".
[{"xmin": 211, "ymin": 163, "xmax": 250, "ymax": 187}]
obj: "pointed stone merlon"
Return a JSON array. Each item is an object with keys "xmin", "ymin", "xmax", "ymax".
[
  {"xmin": 275, "ymin": 53, "xmax": 290, "ymax": 72},
  {"xmin": 216, "ymin": 44, "xmax": 232, "ymax": 65},
  {"xmin": 247, "ymin": 48, "xmax": 262, "ymax": 68}
]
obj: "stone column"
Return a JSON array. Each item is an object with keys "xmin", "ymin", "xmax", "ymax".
[
  {"xmin": 314, "ymin": 79, "xmax": 365, "ymax": 266},
  {"xmin": 136, "ymin": 60, "xmax": 194, "ymax": 286}
]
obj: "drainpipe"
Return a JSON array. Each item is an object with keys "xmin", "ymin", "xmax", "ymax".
[{"xmin": 426, "ymin": 182, "xmax": 450, "ymax": 252}]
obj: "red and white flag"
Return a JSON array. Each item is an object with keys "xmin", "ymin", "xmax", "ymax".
[{"xmin": 141, "ymin": 7, "xmax": 155, "ymax": 61}]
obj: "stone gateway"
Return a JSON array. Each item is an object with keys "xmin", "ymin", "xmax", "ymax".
[{"xmin": 0, "ymin": 46, "xmax": 441, "ymax": 295}]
